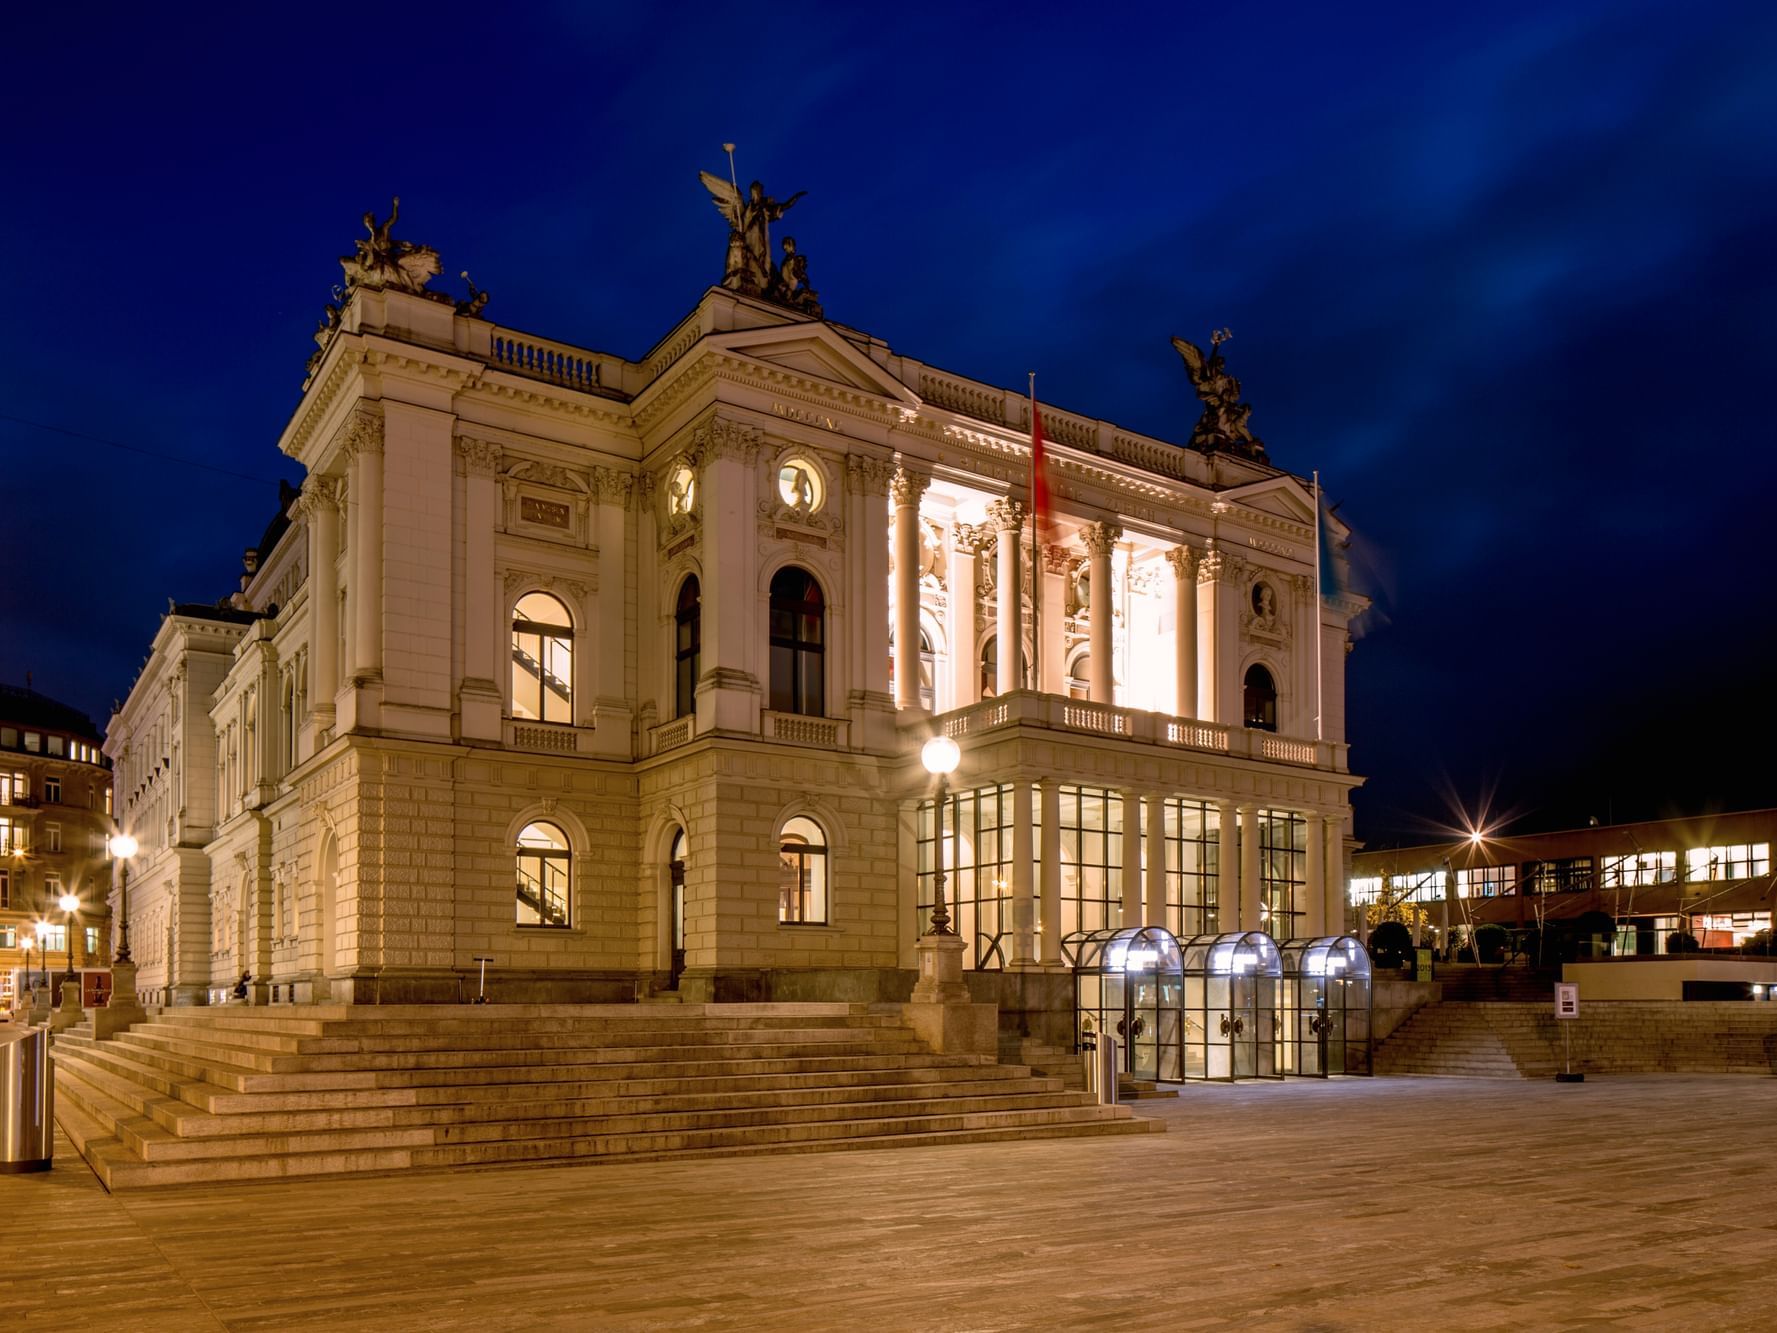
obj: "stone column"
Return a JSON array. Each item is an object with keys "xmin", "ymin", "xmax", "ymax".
[
  {"xmin": 948, "ymin": 524, "xmax": 984, "ymax": 710},
  {"xmin": 1166, "ymin": 545, "xmax": 1199, "ymax": 718},
  {"xmin": 592, "ymin": 469, "xmax": 634, "ymax": 755},
  {"xmin": 844, "ymin": 454, "xmax": 896, "ymax": 752},
  {"xmin": 988, "ymin": 499, "xmax": 1026, "ymax": 694},
  {"xmin": 1039, "ymin": 780, "xmax": 1062, "ymax": 965},
  {"xmin": 1040, "ymin": 545, "xmax": 1069, "ymax": 695},
  {"xmin": 1081, "ymin": 521, "xmax": 1121, "ymax": 704},
  {"xmin": 1304, "ymin": 812, "xmax": 1327, "ymax": 937},
  {"xmin": 694, "ymin": 418, "xmax": 764, "ymax": 735},
  {"xmin": 300, "ymin": 477, "xmax": 341, "ymax": 726},
  {"xmin": 1120, "ymin": 792, "xmax": 1142, "ymax": 927},
  {"xmin": 1215, "ymin": 800, "xmax": 1237, "ymax": 934},
  {"xmin": 891, "ymin": 468, "xmax": 930, "ymax": 710},
  {"xmin": 347, "ymin": 425, "xmax": 384, "ymax": 685},
  {"xmin": 1144, "ymin": 793, "xmax": 1167, "ymax": 930},
  {"xmin": 1198, "ymin": 544, "xmax": 1243, "ymax": 724},
  {"xmin": 457, "ymin": 439, "xmax": 502, "ymax": 742},
  {"xmin": 1239, "ymin": 804, "xmax": 1261, "ymax": 933},
  {"xmin": 1325, "ymin": 818, "xmax": 1347, "ymax": 935},
  {"xmin": 1011, "ymin": 779, "xmax": 1035, "ymax": 966}
]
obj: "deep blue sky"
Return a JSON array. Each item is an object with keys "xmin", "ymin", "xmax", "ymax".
[{"xmin": 3, "ymin": 1, "xmax": 1773, "ymax": 844}]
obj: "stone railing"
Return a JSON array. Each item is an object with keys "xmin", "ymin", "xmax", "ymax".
[
  {"xmin": 648, "ymin": 714, "xmax": 695, "ymax": 756},
  {"xmin": 918, "ymin": 369, "xmax": 1008, "ymax": 424},
  {"xmin": 931, "ymin": 691, "xmax": 1345, "ymax": 772},
  {"xmin": 504, "ymin": 721, "xmax": 585, "ymax": 755},
  {"xmin": 489, "ymin": 330, "xmax": 608, "ymax": 394},
  {"xmin": 763, "ymin": 711, "xmax": 849, "ymax": 749}
]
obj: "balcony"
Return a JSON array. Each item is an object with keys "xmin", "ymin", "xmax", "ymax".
[{"xmin": 933, "ymin": 691, "xmax": 1349, "ymax": 773}]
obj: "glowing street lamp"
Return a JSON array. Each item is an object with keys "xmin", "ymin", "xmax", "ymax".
[
  {"xmin": 58, "ymin": 893, "xmax": 80, "ymax": 992},
  {"xmin": 920, "ymin": 734, "xmax": 962, "ymax": 936},
  {"xmin": 107, "ymin": 831, "xmax": 138, "ymax": 965}
]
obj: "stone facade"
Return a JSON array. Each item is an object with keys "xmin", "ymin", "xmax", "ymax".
[{"xmin": 106, "ymin": 279, "xmax": 1364, "ymax": 1005}]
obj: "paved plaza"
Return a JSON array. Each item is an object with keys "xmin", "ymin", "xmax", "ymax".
[{"xmin": 5, "ymin": 1075, "xmax": 1773, "ymax": 1331}]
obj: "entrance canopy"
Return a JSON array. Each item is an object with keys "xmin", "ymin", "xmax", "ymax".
[
  {"xmin": 1177, "ymin": 931, "xmax": 1283, "ymax": 1081},
  {"xmin": 1181, "ymin": 930, "xmax": 1283, "ymax": 979},
  {"xmin": 1278, "ymin": 935, "xmax": 1373, "ymax": 1076},
  {"xmin": 1065, "ymin": 926, "xmax": 1185, "ymax": 1083}
]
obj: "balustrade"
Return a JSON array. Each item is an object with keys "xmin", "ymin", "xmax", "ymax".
[{"xmin": 490, "ymin": 331, "xmax": 606, "ymax": 393}]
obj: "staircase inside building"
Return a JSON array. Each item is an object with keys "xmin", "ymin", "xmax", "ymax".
[{"xmin": 51, "ymin": 1003, "xmax": 1158, "ymax": 1190}]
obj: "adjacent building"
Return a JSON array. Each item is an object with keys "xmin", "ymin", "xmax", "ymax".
[
  {"xmin": 0, "ymin": 683, "xmax": 113, "ymax": 1006},
  {"xmin": 1350, "ymin": 808, "xmax": 1777, "ymax": 955},
  {"xmin": 105, "ymin": 205, "xmax": 1366, "ymax": 1007}
]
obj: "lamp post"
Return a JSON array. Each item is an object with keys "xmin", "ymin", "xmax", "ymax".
[
  {"xmin": 107, "ymin": 832, "xmax": 137, "ymax": 964},
  {"xmin": 59, "ymin": 893, "xmax": 80, "ymax": 991},
  {"xmin": 31, "ymin": 923, "xmax": 47, "ymax": 1007},
  {"xmin": 18, "ymin": 933, "xmax": 34, "ymax": 1011},
  {"xmin": 920, "ymin": 734, "xmax": 961, "ymax": 936}
]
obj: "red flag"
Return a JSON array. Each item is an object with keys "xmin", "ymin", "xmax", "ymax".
[{"xmin": 1031, "ymin": 402, "xmax": 1053, "ymax": 542}]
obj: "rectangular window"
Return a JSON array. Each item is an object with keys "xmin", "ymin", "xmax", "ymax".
[
  {"xmin": 46, "ymin": 823, "xmax": 61, "ymax": 854},
  {"xmin": 1348, "ymin": 876, "xmax": 1383, "ymax": 905},
  {"xmin": 44, "ymin": 776, "xmax": 61, "ymax": 804},
  {"xmin": 47, "ymin": 736, "xmax": 64, "ymax": 757},
  {"xmin": 40, "ymin": 925, "xmax": 66, "ymax": 952},
  {"xmin": 1522, "ymin": 858, "xmax": 1592, "ymax": 893},
  {"xmin": 0, "ymin": 868, "xmax": 8, "ymax": 909},
  {"xmin": 1456, "ymin": 865, "xmax": 1518, "ymax": 897},
  {"xmin": 0, "ymin": 925, "xmax": 13, "ymax": 949},
  {"xmin": 1055, "ymin": 786, "xmax": 1121, "ymax": 940},
  {"xmin": 45, "ymin": 875, "xmax": 61, "ymax": 902},
  {"xmin": 1694, "ymin": 911, "xmax": 1770, "ymax": 948},
  {"xmin": 23, "ymin": 732, "xmax": 41, "ymax": 752},
  {"xmin": 0, "ymin": 817, "xmax": 17, "ymax": 855},
  {"xmin": 1685, "ymin": 844, "xmax": 1771, "ymax": 881},
  {"xmin": 1599, "ymin": 851, "xmax": 1676, "ymax": 887},
  {"xmin": 0, "ymin": 771, "xmax": 24, "ymax": 804},
  {"xmin": 1258, "ymin": 809, "xmax": 1307, "ymax": 941},
  {"xmin": 1161, "ymin": 798, "xmax": 1220, "ymax": 938},
  {"xmin": 1394, "ymin": 869, "xmax": 1448, "ymax": 903},
  {"xmin": 85, "ymin": 926, "xmax": 99, "ymax": 957},
  {"xmin": 916, "ymin": 783, "xmax": 1014, "ymax": 969}
]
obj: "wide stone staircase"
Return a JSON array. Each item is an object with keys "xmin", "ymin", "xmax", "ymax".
[
  {"xmin": 1376, "ymin": 1001, "xmax": 1777, "ymax": 1078},
  {"xmin": 51, "ymin": 1003, "xmax": 1159, "ymax": 1189}
]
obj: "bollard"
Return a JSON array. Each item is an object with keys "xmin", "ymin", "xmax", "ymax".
[
  {"xmin": 1, "ymin": 1025, "xmax": 53, "ymax": 1172},
  {"xmin": 1096, "ymin": 1034, "xmax": 1120, "ymax": 1105}
]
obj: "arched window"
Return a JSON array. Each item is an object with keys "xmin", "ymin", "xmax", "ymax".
[
  {"xmin": 778, "ymin": 815, "xmax": 829, "ymax": 924},
  {"xmin": 1066, "ymin": 651, "xmax": 1091, "ymax": 701},
  {"xmin": 516, "ymin": 821, "xmax": 571, "ymax": 927},
  {"xmin": 674, "ymin": 577, "xmax": 701, "ymax": 719},
  {"xmin": 768, "ymin": 567, "xmax": 825, "ymax": 716},
  {"xmin": 511, "ymin": 592, "xmax": 573, "ymax": 724},
  {"xmin": 1243, "ymin": 664, "xmax": 1278, "ymax": 732},
  {"xmin": 979, "ymin": 636, "xmax": 1029, "ymax": 699},
  {"xmin": 888, "ymin": 627, "xmax": 937, "ymax": 711}
]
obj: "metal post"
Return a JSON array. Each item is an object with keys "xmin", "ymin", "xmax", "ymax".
[
  {"xmin": 116, "ymin": 859, "xmax": 132, "ymax": 964},
  {"xmin": 929, "ymin": 773, "xmax": 952, "ymax": 935}
]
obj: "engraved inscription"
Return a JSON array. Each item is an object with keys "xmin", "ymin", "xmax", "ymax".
[{"xmin": 520, "ymin": 496, "xmax": 572, "ymax": 529}]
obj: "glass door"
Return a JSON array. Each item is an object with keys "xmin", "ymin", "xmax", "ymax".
[
  {"xmin": 1228, "ymin": 974, "xmax": 1256, "ymax": 1079},
  {"xmin": 1126, "ymin": 970, "xmax": 1159, "ymax": 1079},
  {"xmin": 669, "ymin": 835, "xmax": 686, "ymax": 989}
]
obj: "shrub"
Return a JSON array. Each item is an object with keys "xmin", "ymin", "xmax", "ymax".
[
  {"xmin": 1474, "ymin": 923, "xmax": 1509, "ymax": 964},
  {"xmin": 1666, "ymin": 930, "xmax": 1699, "ymax": 954},
  {"xmin": 1368, "ymin": 920, "xmax": 1414, "ymax": 970}
]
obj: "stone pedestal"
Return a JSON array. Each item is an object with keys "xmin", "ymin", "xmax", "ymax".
[
  {"xmin": 93, "ymin": 961, "xmax": 149, "ymax": 1040},
  {"xmin": 50, "ymin": 980, "xmax": 86, "ymax": 1033},
  {"xmin": 27, "ymin": 990, "xmax": 51, "ymax": 1027},
  {"xmin": 903, "ymin": 933, "xmax": 997, "ymax": 1058}
]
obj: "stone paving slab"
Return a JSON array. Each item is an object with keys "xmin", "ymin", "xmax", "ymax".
[{"xmin": 4, "ymin": 1076, "xmax": 1775, "ymax": 1329}]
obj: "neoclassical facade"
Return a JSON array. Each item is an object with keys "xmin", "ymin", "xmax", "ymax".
[{"xmin": 106, "ymin": 269, "xmax": 1364, "ymax": 1006}]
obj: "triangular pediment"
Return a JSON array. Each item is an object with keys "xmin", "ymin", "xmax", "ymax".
[
  {"xmin": 1223, "ymin": 475, "xmax": 1317, "ymax": 526},
  {"xmin": 707, "ymin": 323, "xmax": 920, "ymax": 407}
]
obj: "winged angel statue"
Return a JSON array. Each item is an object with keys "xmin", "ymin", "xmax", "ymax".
[
  {"xmin": 339, "ymin": 197, "xmax": 442, "ymax": 295},
  {"xmin": 1171, "ymin": 330, "xmax": 1267, "ymax": 461},
  {"xmin": 699, "ymin": 172, "xmax": 820, "ymax": 315}
]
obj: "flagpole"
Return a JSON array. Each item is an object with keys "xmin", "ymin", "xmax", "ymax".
[
  {"xmin": 1313, "ymin": 469, "xmax": 1324, "ymax": 742},
  {"xmin": 1029, "ymin": 371, "xmax": 1039, "ymax": 693}
]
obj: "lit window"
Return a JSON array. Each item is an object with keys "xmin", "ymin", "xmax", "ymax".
[
  {"xmin": 1686, "ymin": 844, "xmax": 1771, "ymax": 881},
  {"xmin": 768, "ymin": 567, "xmax": 825, "ymax": 717},
  {"xmin": 1456, "ymin": 865, "xmax": 1518, "ymax": 897},
  {"xmin": 515, "ymin": 821, "xmax": 571, "ymax": 927},
  {"xmin": 1348, "ymin": 876, "xmax": 1383, "ymax": 904},
  {"xmin": 511, "ymin": 593, "xmax": 574, "ymax": 724},
  {"xmin": 0, "ymin": 772, "xmax": 23, "ymax": 804},
  {"xmin": 778, "ymin": 816, "xmax": 829, "ymax": 924},
  {"xmin": 666, "ymin": 463, "xmax": 697, "ymax": 518},
  {"xmin": 39, "ymin": 925, "xmax": 66, "ymax": 952},
  {"xmin": 1599, "ymin": 851, "xmax": 1676, "ymax": 887},
  {"xmin": 0, "ymin": 817, "xmax": 19, "ymax": 855}
]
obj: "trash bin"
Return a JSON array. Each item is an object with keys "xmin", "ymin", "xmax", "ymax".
[
  {"xmin": 1081, "ymin": 1031, "xmax": 1119, "ymax": 1106},
  {"xmin": 1, "ymin": 1025, "xmax": 53, "ymax": 1172}
]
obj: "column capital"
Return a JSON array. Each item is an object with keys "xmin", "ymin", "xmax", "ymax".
[
  {"xmin": 693, "ymin": 415, "xmax": 763, "ymax": 464},
  {"xmin": 339, "ymin": 408, "xmax": 384, "ymax": 460},
  {"xmin": 1198, "ymin": 541, "xmax": 1246, "ymax": 584},
  {"xmin": 1164, "ymin": 544, "xmax": 1200, "ymax": 579},
  {"xmin": 593, "ymin": 466, "xmax": 635, "ymax": 509},
  {"xmin": 1080, "ymin": 520, "xmax": 1122, "ymax": 558},
  {"xmin": 845, "ymin": 452, "xmax": 897, "ymax": 496},
  {"xmin": 951, "ymin": 521, "xmax": 989, "ymax": 555},
  {"xmin": 987, "ymin": 498, "xmax": 1026, "ymax": 532},
  {"xmin": 1041, "ymin": 542, "xmax": 1072, "ymax": 575},
  {"xmin": 454, "ymin": 436, "xmax": 502, "ymax": 477},
  {"xmin": 295, "ymin": 474, "xmax": 342, "ymax": 517},
  {"xmin": 890, "ymin": 466, "xmax": 931, "ymax": 508}
]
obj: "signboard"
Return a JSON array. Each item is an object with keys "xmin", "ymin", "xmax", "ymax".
[
  {"xmin": 1413, "ymin": 948, "xmax": 1432, "ymax": 982},
  {"xmin": 1554, "ymin": 982, "xmax": 1580, "ymax": 1019}
]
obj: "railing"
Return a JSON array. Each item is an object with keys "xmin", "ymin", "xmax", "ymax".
[
  {"xmin": 490, "ymin": 331, "xmax": 605, "ymax": 393},
  {"xmin": 763, "ymin": 712, "xmax": 847, "ymax": 749},
  {"xmin": 650, "ymin": 715, "xmax": 694, "ymax": 755},
  {"xmin": 917, "ymin": 369, "xmax": 1007, "ymax": 424},
  {"xmin": 929, "ymin": 691, "xmax": 1342, "ymax": 772},
  {"xmin": 506, "ymin": 722, "xmax": 581, "ymax": 754}
]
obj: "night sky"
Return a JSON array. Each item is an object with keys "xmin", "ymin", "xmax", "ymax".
[{"xmin": 3, "ymin": 1, "xmax": 1774, "ymax": 845}]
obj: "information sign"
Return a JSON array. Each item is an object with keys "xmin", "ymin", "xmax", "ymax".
[{"xmin": 1554, "ymin": 982, "xmax": 1580, "ymax": 1019}]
